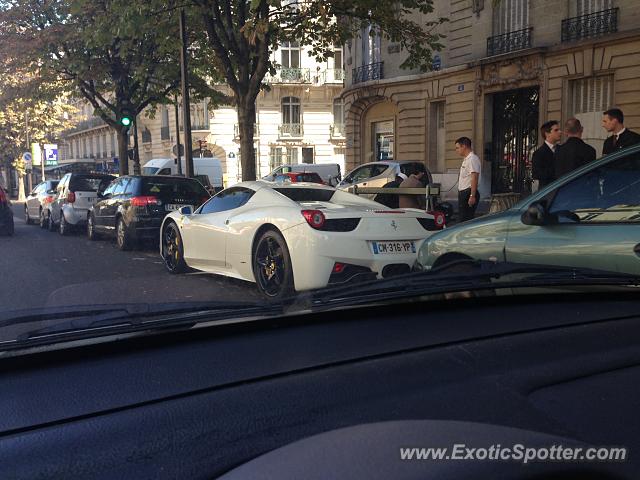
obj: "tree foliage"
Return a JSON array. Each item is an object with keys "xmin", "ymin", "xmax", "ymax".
[
  {"xmin": 0, "ymin": 0, "xmax": 225, "ymax": 175},
  {"xmin": 190, "ymin": 0, "xmax": 446, "ymax": 180}
]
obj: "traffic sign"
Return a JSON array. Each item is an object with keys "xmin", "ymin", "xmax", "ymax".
[
  {"xmin": 44, "ymin": 144, "xmax": 58, "ymax": 166},
  {"xmin": 172, "ymin": 144, "xmax": 185, "ymax": 157}
]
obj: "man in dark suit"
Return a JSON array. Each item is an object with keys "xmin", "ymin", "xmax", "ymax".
[
  {"xmin": 602, "ymin": 108, "xmax": 640, "ymax": 155},
  {"xmin": 555, "ymin": 118, "xmax": 596, "ymax": 179},
  {"xmin": 531, "ymin": 120, "xmax": 561, "ymax": 189}
]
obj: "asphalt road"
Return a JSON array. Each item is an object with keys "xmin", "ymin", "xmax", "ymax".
[{"xmin": 1, "ymin": 202, "xmax": 262, "ymax": 318}]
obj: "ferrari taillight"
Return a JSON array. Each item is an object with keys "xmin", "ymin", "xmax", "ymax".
[{"xmin": 301, "ymin": 210, "xmax": 326, "ymax": 229}]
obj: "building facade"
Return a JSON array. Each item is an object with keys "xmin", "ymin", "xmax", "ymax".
[
  {"xmin": 60, "ymin": 43, "xmax": 346, "ymax": 185},
  {"xmin": 343, "ymin": 0, "xmax": 640, "ymax": 199}
]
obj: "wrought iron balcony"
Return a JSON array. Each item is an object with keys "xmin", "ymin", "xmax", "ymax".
[
  {"xmin": 324, "ymin": 69, "xmax": 345, "ymax": 83},
  {"xmin": 278, "ymin": 123, "xmax": 304, "ymax": 138},
  {"xmin": 330, "ymin": 124, "xmax": 345, "ymax": 138},
  {"xmin": 160, "ymin": 126, "xmax": 170, "ymax": 140},
  {"xmin": 352, "ymin": 62, "xmax": 384, "ymax": 84},
  {"xmin": 487, "ymin": 27, "xmax": 532, "ymax": 57},
  {"xmin": 234, "ymin": 124, "xmax": 259, "ymax": 139},
  {"xmin": 561, "ymin": 8, "xmax": 618, "ymax": 43},
  {"xmin": 265, "ymin": 68, "xmax": 311, "ymax": 84}
]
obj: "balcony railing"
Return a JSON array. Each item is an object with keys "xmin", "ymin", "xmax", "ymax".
[
  {"xmin": 561, "ymin": 8, "xmax": 618, "ymax": 43},
  {"xmin": 180, "ymin": 122, "xmax": 210, "ymax": 132},
  {"xmin": 278, "ymin": 123, "xmax": 304, "ymax": 138},
  {"xmin": 265, "ymin": 68, "xmax": 311, "ymax": 84},
  {"xmin": 324, "ymin": 69, "xmax": 345, "ymax": 83},
  {"xmin": 330, "ymin": 124, "xmax": 345, "ymax": 138},
  {"xmin": 234, "ymin": 124, "xmax": 259, "ymax": 139},
  {"xmin": 160, "ymin": 126, "xmax": 170, "ymax": 140},
  {"xmin": 352, "ymin": 62, "xmax": 384, "ymax": 84},
  {"xmin": 487, "ymin": 27, "xmax": 532, "ymax": 57},
  {"xmin": 64, "ymin": 117, "xmax": 108, "ymax": 135}
]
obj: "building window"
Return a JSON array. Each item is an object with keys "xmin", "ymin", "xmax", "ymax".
[
  {"xmin": 361, "ymin": 25, "xmax": 381, "ymax": 66},
  {"xmin": 110, "ymin": 132, "xmax": 116, "ymax": 156},
  {"xmin": 281, "ymin": 41, "xmax": 301, "ymax": 68},
  {"xmin": 493, "ymin": 0, "xmax": 529, "ymax": 35},
  {"xmin": 282, "ymin": 96, "xmax": 301, "ymax": 125},
  {"xmin": 429, "ymin": 102, "xmax": 446, "ymax": 173},
  {"xmin": 286, "ymin": 147, "xmax": 299, "ymax": 164},
  {"xmin": 333, "ymin": 98, "xmax": 344, "ymax": 126},
  {"xmin": 302, "ymin": 147, "xmax": 314, "ymax": 164},
  {"xmin": 570, "ymin": 75, "xmax": 613, "ymax": 152},
  {"xmin": 161, "ymin": 107, "xmax": 170, "ymax": 140},
  {"xmin": 191, "ymin": 101, "xmax": 209, "ymax": 131},
  {"xmin": 103, "ymin": 134, "xmax": 108, "ymax": 157},
  {"xmin": 576, "ymin": 0, "xmax": 612, "ymax": 16},
  {"xmin": 270, "ymin": 147, "xmax": 283, "ymax": 170},
  {"xmin": 373, "ymin": 120, "xmax": 394, "ymax": 161}
]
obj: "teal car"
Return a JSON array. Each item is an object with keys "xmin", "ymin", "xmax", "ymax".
[{"xmin": 417, "ymin": 143, "xmax": 640, "ymax": 274}]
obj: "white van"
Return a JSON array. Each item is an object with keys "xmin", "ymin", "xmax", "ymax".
[
  {"xmin": 142, "ymin": 157, "xmax": 223, "ymax": 191},
  {"xmin": 263, "ymin": 164, "xmax": 342, "ymax": 186}
]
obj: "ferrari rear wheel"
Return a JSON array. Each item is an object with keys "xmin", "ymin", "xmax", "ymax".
[
  {"xmin": 162, "ymin": 222, "xmax": 187, "ymax": 274},
  {"xmin": 253, "ymin": 229, "xmax": 294, "ymax": 300}
]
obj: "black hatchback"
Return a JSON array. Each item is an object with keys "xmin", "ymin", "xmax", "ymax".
[{"xmin": 88, "ymin": 175, "xmax": 210, "ymax": 250}]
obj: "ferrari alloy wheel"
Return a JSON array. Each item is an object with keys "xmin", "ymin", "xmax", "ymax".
[
  {"xmin": 253, "ymin": 229, "xmax": 293, "ymax": 300},
  {"xmin": 162, "ymin": 223, "xmax": 187, "ymax": 273}
]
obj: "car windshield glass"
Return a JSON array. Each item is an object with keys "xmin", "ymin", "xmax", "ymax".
[
  {"xmin": 273, "ymin": 188, "xmax": 335, "ymax": 202},
  {"xmin": 142, "ymin": 167, "xmax": 159, "ymax": 175}
]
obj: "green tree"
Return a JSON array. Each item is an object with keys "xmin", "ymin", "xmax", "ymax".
[
  {"xmin": 190, "ymin": 0, "xmax": 446, "ymax": 180},
  {"xmin": 0, "ymin": 0, "xmax": 222, "ymax": 176}
]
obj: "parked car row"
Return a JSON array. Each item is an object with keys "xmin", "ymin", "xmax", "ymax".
[{"xmin": 23, "ymin": 172, "xmax": 211, "ymax": 251}]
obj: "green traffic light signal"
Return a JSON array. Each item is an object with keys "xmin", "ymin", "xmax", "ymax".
[{"xmin": 120, "ymin": 116, "xmax": 132, "ymax": 127}]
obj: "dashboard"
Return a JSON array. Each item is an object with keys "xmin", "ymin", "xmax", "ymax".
[{"xmin": 0, "ymin": 291, "xmax": 638, "ymax": 479}]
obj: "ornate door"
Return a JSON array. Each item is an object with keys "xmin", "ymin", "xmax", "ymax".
[{"xmin": 491, "ymin": 87, "xmax": 539, "ymax": 194}]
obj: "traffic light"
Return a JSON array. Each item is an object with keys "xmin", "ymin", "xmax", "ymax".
[{"xmin": 119, "ymin": 101, "xmax": 134, "ymax": 129}]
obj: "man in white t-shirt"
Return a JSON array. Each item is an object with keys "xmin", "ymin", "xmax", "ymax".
[{"xmin": 455, "ymin": 137, "xmax": 481, "ymax": 222}]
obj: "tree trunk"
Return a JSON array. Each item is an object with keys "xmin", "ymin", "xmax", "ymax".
[
  {"xmin": 237, "ymin": 97, "xmax": 257, "ymax": 181},
  {"xmin": 117, "ymin": 127, "xmax": 129, "ymax": 176},
  {"xmin": 17, "ymin": 173, "xmax": 25, "ymax": 201}
]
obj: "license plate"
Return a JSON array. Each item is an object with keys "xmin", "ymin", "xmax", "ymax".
[
  {"xmin": 85, "ymin": 197, "xmax": 95, "ymax": 203},
  {"xmin": 166, "ymin": 204, "xmax": 192, "ymax": 212},
  {"xmin": 371, "ymin": 241, "xmax": 416, "ymax": 255}
]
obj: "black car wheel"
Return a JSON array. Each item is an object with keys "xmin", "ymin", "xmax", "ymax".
[
  {"xmin": 58, "ymin": 212, "xmax": 70, "ymax": 236},
  {"xmin": 87, "ymin": 214, "xmax": 100, "ymax": 241},
  {"xmin": 24, "ymin": 205, "xmax": 32, "ymax": 225},
  {"xmin": 116, "ymin": 217, "xmax": 133, "ymax": 250},
  {"xmin": 39, "ymin": 209, "xmax": 47, "ymax": 229},
  {"xmin": 253, "ymin": 229, "xmax": 294, "ymax": 300},
  {"xmin": 162, "ymin": 222, "xmax": 187, "ymax": 274},
  {"xmin": 47, "ymin": 210, "xmax": 56, "ymax": 232}
]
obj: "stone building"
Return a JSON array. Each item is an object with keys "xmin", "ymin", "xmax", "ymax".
[{"xmin": 343, "ymin": 0, "xmax": 640, "ymax": 199}]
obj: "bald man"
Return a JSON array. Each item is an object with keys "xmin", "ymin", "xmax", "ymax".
[{"xmin": 554, "ymin": 118, "xmax": 596, "ymax": 180}]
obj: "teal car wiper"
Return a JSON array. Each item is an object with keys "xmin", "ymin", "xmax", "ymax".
[
  {"xmin": 0, "ymin": 301, "xmax": 282, "ymax": 351},
  {"xmin": 309, "ymin": 261, "xmax": 640, "ymax": 308}
]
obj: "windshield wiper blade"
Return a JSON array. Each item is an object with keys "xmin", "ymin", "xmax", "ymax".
[
  {"xmin": 309, "ymin": 261, "xmax": 640, "ymax": 307},
  {"xmin": 2, "ymin": 300, "xmax": 282, "ymax": 349}
]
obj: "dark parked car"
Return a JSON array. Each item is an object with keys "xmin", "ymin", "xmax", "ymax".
[
  {"xmin": 88, "ymin": 175, "xmax": 210, "ymax": 250},
  {"xmin": 0, "ymin": 184, "xmax": 13, "ymax": 236}
]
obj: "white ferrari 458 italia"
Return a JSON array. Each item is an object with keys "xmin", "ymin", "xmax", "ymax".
[{"xmin": 160, "ymin": 181, "xmax": 442, "ymax": 299}]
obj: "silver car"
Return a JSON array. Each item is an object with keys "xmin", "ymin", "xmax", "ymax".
[
  {"xmin": 337, "ymin": 161, "xmax": 432, "ymax": 199},
  {"xmin": 46, "ymin": 173, "xmax": 115, "ymax": 235},
  {"xmin": 25, "ymin": 180, "xmax": 59, "ymax": 228}
]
